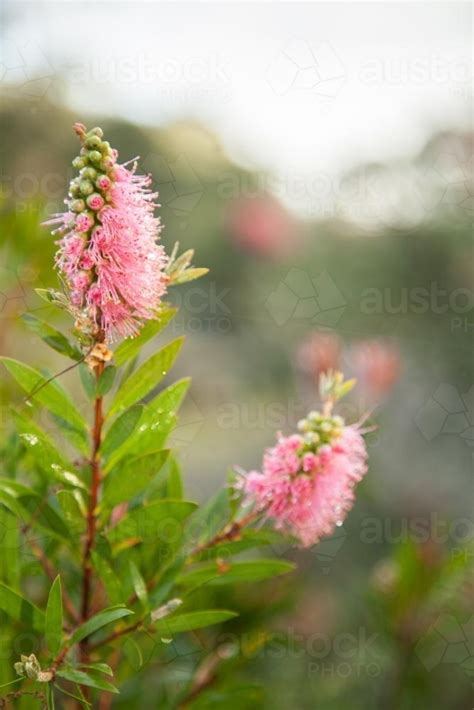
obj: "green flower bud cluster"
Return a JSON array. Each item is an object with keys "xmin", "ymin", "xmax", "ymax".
[
  {"xmin": 297, "ymin": 411, "xmax": 345, "ymax": 449},
  {"xmin": 68, "ymin": 125, "xmax": 116, "ymax": 220}
]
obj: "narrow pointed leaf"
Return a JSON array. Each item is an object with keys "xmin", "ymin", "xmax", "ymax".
[
  {"xmin": 106, "ymin": 500, "xmax": 197, "ymax": 549},
  {"xmin": 114, "ymin": 307, "xmax": 177, "ymax": 366},
  {"xmin": 104, "ymin": 379, "xmax": 190, "ymax": 472},
  {"xmin": 69, "ymin": 606, "xmax": 134, "ymax": 645},
  {"xmin": 21, "ymin": 313, "xmax": 82, "ymax": 360},
  {"xmin": 153, "ymin": 610, "xmax": 237, "ymax": 635},
  {"xmin": 56, "ymin": 669, "xmax": 119, "ymax": 694},
  {"xmin": 77, "ymin": 663, "xmax": 113, "ymax": 677},
  {"xmin": 96, "ymin": 366, "xmax": 116, "ymax": 396},
  {"xmin": 45, "ymin": 575, "xmax": 63, "ymax": 655},
  {"xmin": 103, "ymin": 450, "xmax": 169, "ymax": 509},
  {"xmin": 0, "ymin": 582, "xmax": 45, "ymax": 631},
  {"xmin": 110, "ymin": 337, "xmax": 184, "ymax": 415},
  {"xmin": 101, "ymin": 405, "xmax": 143, "ymax": 460},
  {"xmin": 0, "ymin": 358, "xmax": 88, "ymax": 446},
  {"xmin": 129, "ymin": 562, "xmax": 148, "ymax": 609},
  {"xmin": 178, "ymin": 559, "xmax": 295, "ymax": 588}
]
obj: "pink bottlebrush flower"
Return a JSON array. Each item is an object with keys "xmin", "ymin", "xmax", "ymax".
[
  {"xmin": 44, "ymin": 124, "xmax": 169, "ymax": 342},
  {"xmin": 241, "ymin": 413, "xmax": 368, "ymax": 547}
]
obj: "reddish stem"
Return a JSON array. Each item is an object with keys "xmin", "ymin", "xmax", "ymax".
[{"xmin": 80, "ymin": 361, "xmax": 105, "ymax": 663}]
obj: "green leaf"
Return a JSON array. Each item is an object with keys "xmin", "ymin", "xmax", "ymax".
[
  {"xmin": 171, "ymin": 267, "xmax": 209, "ymax": 285},
  {"xmin": 12, "ymin": 409, "xmax": 80, "ymax": 487},
  {"xmin": 97, "ymin": 366, "xmax": 116, "ymax": 396},
  {"xmin": 69, "ymin": 606, "xmax": 134, "ymax": 645},
  {"xmin": 123, "ymin": 637, "xmax": 143, "ymax": 670},
  {"xmin": 185, "ymin": 489, "xmax": 231, "ymax": 551},
  {"xmin": 193, "ymin": 529, "xmax": 288, "ymax": 561},
  {"xmin": 57, "ymin": 490, "xmax": 86, "ymax": 536},
  {"xmin": 56, "ymin": 684, "xmax": 91, "ymax": 707},
  {"xmin": 79, "ymin": 364, "xmax": 96, "ymax": 399},
  {"xmin": 104, "ymin": 379, "xmax": 190, "ymax": 472},
  {"xmin": 46, "ymin": 672, "xmax": 55, "ymax": 709},
  {"xmin": 153, "ymin": 610, "xmax": 237, "ymax": 635},
  {"xmin": 0, "ymin": 479, "xmax": 70, "ymax": 542},
  {"xmin": 45, "ymin": 575, "xmax": 63, "ymax": 655},
  {"xmin": 20, "ymin": 313, "xmax": 82, "ymax": 361},
  {"xmin": 90, "ymin": 552, "xmax": 123, "ymax": 606},
  {"xmin": 166, "ymin": 456, "xmax": 183, "ymax": 499},
  {"xmin": 178, "ymin": 559, "xmax": 295, "ymax": 588},
  {"xmin": 102, "ymin": 450, "xmax": 169, "ymax": 509},
  {"xmin": 101, "ymin": 405, "xmax": 144, "ymax": 461},
  {"xmin": 129, "ymin": 562, "xmax": 148, "ymax": 610},
  {"xmin": 106, "ymin": 500, "xmax": 197, "ymax": 550},
  {"xmin": 56, "ymin": 669, "xmax": 119, "ymax": 694},
  {"xmin": 0, "ymin": 508, "xmax": 19, "ymax": 587},
  {"xmin": 77, "ymin": 663, "xmax": 113, "ymax": 677},
  {"xmin": 0, "ymin": 582, "xmax": 45, "ymax": 631},
  {"xmin": 110, "ymin": 337, "xmax": 185, "ymax": 415},
  {"xmin": 0, "ymin": 358, "xmax": 88, "ymax": 449},
  {"xmin": 114, "ymin": 307, "xmax": 177, "ymax": 366}
]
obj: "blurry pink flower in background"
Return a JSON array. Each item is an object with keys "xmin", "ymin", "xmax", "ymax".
[
  {"xmin": 226, "ymin": 196, "xmax": 297, "ymax": 258},
  {"xmin": 296, "ymin": 332, "xmax": 401, "ymax": 404},
  {"xmin": 352, "ymin": 339, "xmax": 401, "ymax": 400},
  {"xmin": 296, "ymin": 331, "xmax": 342, "ymax": 382}
]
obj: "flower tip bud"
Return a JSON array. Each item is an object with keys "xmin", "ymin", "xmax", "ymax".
[{"xmin": 73, "ymin": 122, "xmax": 87, "ymax": 138}]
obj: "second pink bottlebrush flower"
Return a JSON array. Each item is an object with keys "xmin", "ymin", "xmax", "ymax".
[
  {"xmin": 44, "ymin": 123, "xmax": 169, "ymax": 342},
  {"xmin": 239, "ymin": 373, "xmax": 369, "ymax": 547}
]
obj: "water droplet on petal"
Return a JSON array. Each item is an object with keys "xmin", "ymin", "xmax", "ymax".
[{"xmin": 336, "ymin": 520, "xmax": 344, "ymax": 527}]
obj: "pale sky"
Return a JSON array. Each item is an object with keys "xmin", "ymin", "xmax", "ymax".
[{"xmin": 2, "ymin": 2, "xmax": 472, "ymax": 214}]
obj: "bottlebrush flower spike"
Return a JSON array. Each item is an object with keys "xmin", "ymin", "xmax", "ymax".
[
  {"xmin": 239, "ymin": 372, "xmax": 369, "ymax": 547},
  {"xmin": 43, "ymin": 123, "xmax": 169, "ymax": 342}
]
